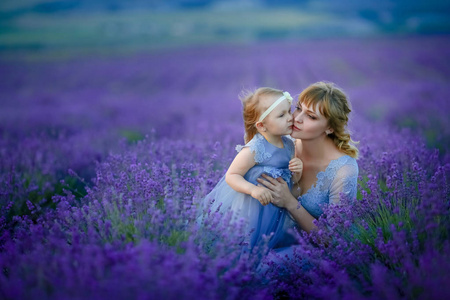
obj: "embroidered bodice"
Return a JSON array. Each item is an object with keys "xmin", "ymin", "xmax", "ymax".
[
  {"xmin": 236, "ymin": 133, "xmax": 295, "ymax": 184},
  {"xmin": 298, "ymin": 155, "xmax": 358, "ymax": 219}
]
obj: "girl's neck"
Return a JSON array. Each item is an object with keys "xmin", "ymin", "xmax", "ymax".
[{"xmin": 260, "ymin": 132, "xmax": 284, "ymax": 148}]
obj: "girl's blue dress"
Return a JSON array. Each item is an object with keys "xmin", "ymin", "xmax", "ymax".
[{"xmin": 200, "ymin": 133, "xmax": 295, "ymax": 251}]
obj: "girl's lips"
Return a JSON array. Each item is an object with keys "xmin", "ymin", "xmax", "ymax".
[{"xmin": 293, "ymin": 125, "xmax": 301, "ymax": 131}]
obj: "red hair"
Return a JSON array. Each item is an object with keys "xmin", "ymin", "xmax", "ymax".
[{"xmin": 239, "ymin": 87, "xmax": 283, "ymax": 143}]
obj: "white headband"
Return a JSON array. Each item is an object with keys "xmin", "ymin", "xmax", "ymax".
[{"xmin": 258, "ymin": 91, "xmax": 293, "ymax": 122}]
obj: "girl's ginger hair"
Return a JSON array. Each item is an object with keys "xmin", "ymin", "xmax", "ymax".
[
  {"xmin": 299, "ymin": 81, "xmax": 359, "ymax": 158},
  {"xmin": 239, "ymin": 87, "xmax": 284, "ymax": 144}
]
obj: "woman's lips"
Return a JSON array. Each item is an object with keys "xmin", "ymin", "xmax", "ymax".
[{"xmin": 293, "ymin": 125, "xmax": 301, "ymax": 131}]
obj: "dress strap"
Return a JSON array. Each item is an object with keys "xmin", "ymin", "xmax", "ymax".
[{"xmin": 282, "ymin": 135, "xmax": 295, "ymax": 158}]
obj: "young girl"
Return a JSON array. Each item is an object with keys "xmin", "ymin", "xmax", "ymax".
[{"xmin": 200, "ymin": 87, "xmax": 303, "ymax": 251}]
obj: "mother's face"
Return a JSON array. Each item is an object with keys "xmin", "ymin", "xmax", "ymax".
[{"xmin": 291, "ymin": 101, "xmax": 331, "ymax": 140}]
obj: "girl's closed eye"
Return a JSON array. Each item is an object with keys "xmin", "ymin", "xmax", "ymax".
[{"xmin": 309, "ymin": 115, "xmax": 316, "ymax": 120}]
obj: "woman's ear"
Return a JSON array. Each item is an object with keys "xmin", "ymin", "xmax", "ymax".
[{"xmin": 325, "ymin": 127, "xmax": 334, "ymax": 135}]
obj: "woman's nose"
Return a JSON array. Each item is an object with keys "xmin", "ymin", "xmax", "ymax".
[{"xmin": 294, "ymin": 111, "xmax": 303, "ymax": 123}]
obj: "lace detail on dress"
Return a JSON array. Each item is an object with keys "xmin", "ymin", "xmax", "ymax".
[
  {"xmin": 299, "ymin": 155, "xmax": 359, "ymax": 219},
  {"xmin": 235, "ymin": 133, "xmax": 272, "ymax": 164},
  {"xmin": 337, "ymin": 169, "xmax": 358, "ymax": 202},
  {"xmin": 263, "ymin": 167, "xmax": 292, "ymax": 183}
]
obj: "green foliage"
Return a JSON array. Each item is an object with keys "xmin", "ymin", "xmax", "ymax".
[
  {"xmin": 119, "ymin": 129, "xmax": 144, "ymax": 143},
  {"xmin": 355, "ymin": 195, "xmax": 417, "ymax": 247},
  {"xmin": 161, "ymin": 230, "xmax": 190, "ymax": 254},
  {"xmin": 6, "ymin": 172, "xmax": 87, "ymax": 224}
]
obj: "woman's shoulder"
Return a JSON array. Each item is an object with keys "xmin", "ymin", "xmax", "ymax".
[
  {"xmin": 340, "ymin": 155, "xmax": 358, "ymax": 167},
  {"xmin": 336, "ymin": 154, "xmax": 357, "ymax": 163},
  {"xmin": 332, "ymin": 155, "xmax": 359, "ymax": 177}
]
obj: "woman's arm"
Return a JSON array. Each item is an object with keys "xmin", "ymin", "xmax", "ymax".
[
  {"xmin": 226, "ymin": 147, "xmax": 272, "ymax": 205},
  {"xmin": 291, "ymin": 182, "xmax": 302, "ymax": 198},
  {"xmin": 329, "ymin": 160, "xmax": 359, "ymax": 204},
  {"xmin": 257, "ymin": 174, "xmax": 318, "ymax": 233}
]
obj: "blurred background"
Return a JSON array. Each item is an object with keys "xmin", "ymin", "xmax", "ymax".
[
  {"xmin": 1, "ymin": 0, "xmax": 450, "ymax": 59},
  {"xmin": 1, "ymin": 0, "xmax": 449, "ymax": 176},
  {"xmin": 2, "ymin": 3, "xmax": 450, "ymax": 298}
]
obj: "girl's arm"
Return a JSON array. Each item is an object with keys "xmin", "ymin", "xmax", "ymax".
[
  {"xmin": 257, "ymin": 174, "xmax": 317, "ymax": 233},
  {"xmin": 290, "ymin": 139, "xmax": 303, "ymax": 185},
  {"xmin": 289, "ymin": 157, "xmax": 303, "ymax": 184},
  {"xmin": 225, "ymin": 147, "xmax": 272, "ymax": 205}
]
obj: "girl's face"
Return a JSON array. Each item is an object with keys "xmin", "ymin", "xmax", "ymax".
[
  {"xmin": 291, "ymin": 101, "xmax": 330, "ymax": 140},
  {"xmin": 260, "ymin": 95, "xmax": 293, "ymax": 136}
]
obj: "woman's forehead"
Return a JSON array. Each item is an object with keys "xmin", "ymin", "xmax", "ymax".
[{"xmin": 299, "ymin": 100, "xmax": 323, "ymax": 115}]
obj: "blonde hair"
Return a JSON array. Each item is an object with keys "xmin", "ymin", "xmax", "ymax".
[
  {"xmin": 299, "ymin": 81, "xmax": 359, "ymax": 158},
  {"xmin": 239, "ymin": 87, "xmax": 283, "ymax": 143}
]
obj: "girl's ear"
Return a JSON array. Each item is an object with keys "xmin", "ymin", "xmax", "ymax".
[
  {"xmin": 255, "ymin": 121, "xmax": 266, "ymax": 132},
  {"xmin": 325, "ymin": 127, "xmax": 334, "ymax": 135}
]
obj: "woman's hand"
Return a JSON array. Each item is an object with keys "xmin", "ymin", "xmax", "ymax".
[
  {"xmin": 256, "ymin": 174, "xmax": 297, "ymax": 210},
  {"xmin": 258, "ymin": 174, "xmax": 318, "ymax": 234}
]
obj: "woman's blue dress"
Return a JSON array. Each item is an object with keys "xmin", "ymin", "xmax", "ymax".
[
  {"xmin": 200, "ymin": 133, "xmax": 295, "ymax": 251},
  {"xmin": 260, "ymin": 155, "xmax": 359, "ymax": 270}
]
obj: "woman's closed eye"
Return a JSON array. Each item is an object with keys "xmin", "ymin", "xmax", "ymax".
[{"xmin": 296, "ymin": 105, "xmax": 316, "ymax": 119}]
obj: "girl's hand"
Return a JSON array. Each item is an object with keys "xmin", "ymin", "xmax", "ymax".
[
  {"xmin": 289, "ymin": 158, "xmax": 303, "ymax": 182},
  {"xmin": 257, "ymin": 174, "xmax": 296, "ymax": 209},
  {"xmin": 251, "ymin": 186, "xmax": 273, "ymax": 206}
]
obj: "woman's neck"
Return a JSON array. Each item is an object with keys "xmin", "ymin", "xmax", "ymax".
[
  {"xmin": 260, "ymin": 132, "xmax": 284, "ymax": 148},
  {"xmin": 300, "ymin": 135, "xmax": 335, "ymax": 162}
]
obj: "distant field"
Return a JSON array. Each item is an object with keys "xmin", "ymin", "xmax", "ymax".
[{"xmin": 0, "ymin": 8, "xmax": 378, "ymax": 60}]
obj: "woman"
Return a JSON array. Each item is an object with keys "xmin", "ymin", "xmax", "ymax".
[{"xmin": 257, "ymin": 81, "xmax": 359, "ymax": 244}]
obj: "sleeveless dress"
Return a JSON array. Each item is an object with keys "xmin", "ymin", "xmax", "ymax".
[
  {"xmin": 260, "ymin": 155, "xmax": 359, "ymax": 271},
  {"xmin": 200, "ymin": 133, "xmax": 295, "ymax": 251}
]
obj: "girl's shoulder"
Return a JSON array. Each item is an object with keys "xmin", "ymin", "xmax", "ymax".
[
  {"xmin": 235, "ymin": 133, "xmax": 264, "ymax": 152},
  {"xmin": 235, "ymin": 133, "xmax": 271, "ymax": 164},
  {"xmin": 282, "ymin": 135, "xmax": 295, "ymax": 145}
]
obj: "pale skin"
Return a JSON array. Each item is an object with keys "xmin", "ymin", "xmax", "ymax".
[
  {"xmin": 257, "ymin": 101, "xmax": 346, "ymax": 233},
  {"xmin": 225, "ymin": 94, "xmax": 301, "ymax": 206}
]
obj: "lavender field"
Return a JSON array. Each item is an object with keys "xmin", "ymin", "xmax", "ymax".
[{"xmin": 1, "ymin": 35, "xmax": 450, "ymax": 299}]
